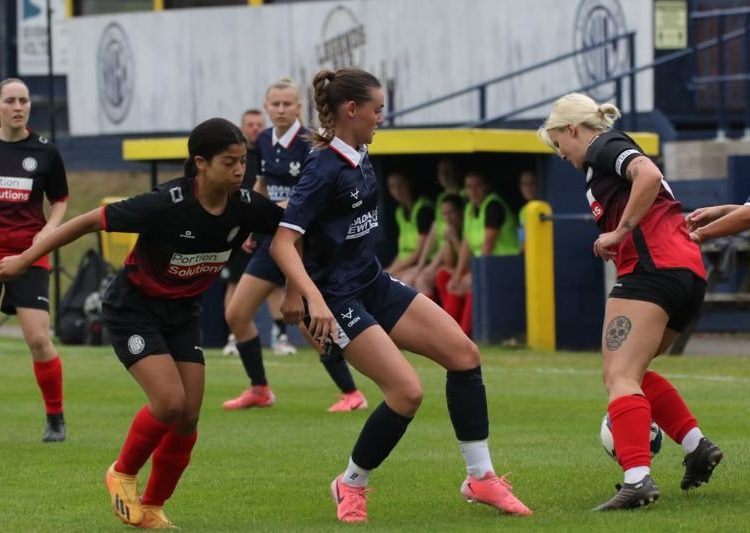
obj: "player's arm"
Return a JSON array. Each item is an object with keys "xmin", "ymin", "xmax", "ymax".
[
  {"xmin": 34, "ymin": 198, "xmax": 68, "ymax": 244},
  {"xmin": 0, "ymin": 208, "xmax": 102, "ymax": 280},
  {"xmin": 270, "ymin": 227, "xmax": 337, "ymax": 342},
  {"xmin": 690, "ymin": 204, "xmax": 750, "ymax": 243},
  {"xmin": 416, "ymin": 224, "xmax": 437, "ymax": 268},
  {"xmin": 686, "ymin": 204, "xmax": 744, "ymax": 232},
  {"xmin": 480, "ymin": 200, "xmax": 503, "ymax": 256}
]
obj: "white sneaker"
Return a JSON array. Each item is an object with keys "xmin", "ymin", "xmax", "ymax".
[
  {"xmin": 222, "ymin": 334, "xmax": 239, "ymax": 356},
  {"xmin": 271, "ymin": 333, "xmax": 297, "ymax": 355}
]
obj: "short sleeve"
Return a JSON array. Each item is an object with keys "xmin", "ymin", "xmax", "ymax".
[
  {"xmin": 44, "ymin": 149, "xmax": 68, "ymax": 202},
  {"xmin": 239, "ymin": 190, "xmax": 283, "ymax": 235},
  {"xmin": 588, "ymin": 133, "xmax": 644, "ymax": 178},
  {"xmin": 416, "ymin": 203, "xmax": 434, "ymax": 234},
  {"xmin": 103, "ymin": 190, "xmax": 166, "ymax": 233},
  {"xmin": 484, "ymin": 200, "xmax": 505, "ymax": 228},
  {"xmin": 280, "ymin": 164, "xmax": 335, "ymax": 234}
]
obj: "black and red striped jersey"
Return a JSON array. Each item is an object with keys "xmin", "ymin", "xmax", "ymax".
[
  {"xmin": 0, "ymin": 131, "xmax": 68, "ymax": 269},
  {"xmin": 583, "ymin": 130, "xmax": 706, "ymax": 279},
  {"xmin": 102, "ymin": 176, "xmax": 282, "ymax": 299}
]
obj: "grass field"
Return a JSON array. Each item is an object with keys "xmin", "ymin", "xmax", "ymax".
[{"xmin": 1, "ymin": 337, "xmax": 749, "ymax": 532}]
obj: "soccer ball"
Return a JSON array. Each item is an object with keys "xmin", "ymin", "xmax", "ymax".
[{"xmin": 600, "ymin": 414, "xmax": 664, "ymax": 461}]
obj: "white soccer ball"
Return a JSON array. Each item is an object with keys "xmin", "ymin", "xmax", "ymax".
[{"xmin": 600, "ymin": 414, "xmax": 664, "ymax": 461}]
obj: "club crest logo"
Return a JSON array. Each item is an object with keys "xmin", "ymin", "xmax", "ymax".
[
  {"xmin": 127, "ymin": 334, "xmax": 146, "ymax": 355},
  {"xmin": 97, "ymin": 22, "xmax": 135, "ymax": 125},
  {"xmin": 289, "ymin": 161, "xmax": 301, "ymax": 177},
  {"xmin": 22, "ymin": 157, "xmax": 38, "ymax": 172}
]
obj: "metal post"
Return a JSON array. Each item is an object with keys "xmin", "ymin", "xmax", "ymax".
[
  {"xmin": 46, "ymin": 0, "xmax": 62, "ymax": 333},
  {"xmin": 716, "ymin": 15, "xmax": 727, "ymax": 141},
  {"xmin": 478, "ymin": 85, "xmax": 486, "ymax": 122},
  {"xmin": 628, "ymin": 33, "xmax": 637, "ymax": 130},
  {"xmin": 744, "ymin": 14, "xmax": 750, "ymax": 139},
  {"xmin": 150, "ymin": 161, "xmax": 158, "ymax": 190}
]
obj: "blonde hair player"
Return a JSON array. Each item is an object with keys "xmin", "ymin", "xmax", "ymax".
[
  {"xmin": 539, "ymin": 92, "xmax": 723, "ymax": 510},
  {"xmin": 270, "ymin": 67, "xmax": 532, "ymax": 523}
]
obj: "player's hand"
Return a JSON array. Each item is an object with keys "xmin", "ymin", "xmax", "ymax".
[
  {"xmin": 280, "ymin": 290, "xmax": 305, "ymax": 325},
  {"xmin": 685, "ymin": 206, "xmax": 722, "ymax": 232},
  {"xmin": 306, "ymin": 293, "xmax": 338, "ymax": 345},
  {"xmin": 689, "ymin": 229, "xmax": 705, "ymax": 244},
  {"xmin": 241, "ymin": 234, "xmax": 257, "ymax": 254},
  {"xmin": 0, "ymin": 255, "xmax": 30, "ymax": 281},
  {"xmin": 593, "ymin": 230, "xmax": 622, "ymax": 261}
]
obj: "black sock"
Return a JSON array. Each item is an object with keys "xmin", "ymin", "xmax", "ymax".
[
  {"xmin": 273, "ymin": 319, "xmax": 287, "ymax": 336},
  {"xmin": 237, "ymin": 336, "xmax": 267, "ymax": 386},
  {"xmin": 446, "ymin": 366, "xmax": 489, "ymax": 441},
  {"xmin": 351, "ymin": 402, "xmax": 413, "ymax": 470},
  {"xmin": 320, "ymin": 344, "xmax": 357, "ymax": 393}
]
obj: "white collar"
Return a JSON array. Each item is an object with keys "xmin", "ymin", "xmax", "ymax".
[
  {"xmin": 272, "ymin": 119, "xmax": 301, "ymax": 148},
  {"xmin": 329, "ymin": 136, "xmax": 366, "ymax": 167}
]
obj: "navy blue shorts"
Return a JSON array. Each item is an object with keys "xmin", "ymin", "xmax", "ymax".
[
  {"xmin": 244, "ymin": 235, "xmax": 285, "ymax": 286},
  {"xmin": 1, "ymin": 266, "xmax": 50, "ymax": 315},
  {"xmin": 102, "ymin": 273, "xmax": 204, "ymax": 369},
  {"xmin": 609, "ymin": 266, "xmax": 706, "ymax": 332},
  {"xmin": 325, "ymin": 270, "xmax": 418, "ymax": 349}
]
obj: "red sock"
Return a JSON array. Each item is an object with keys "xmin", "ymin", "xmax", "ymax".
[
  {"xmin": 142, "ymin": 431, "xmax": 198, "ymax": 506},
  {"xmin": 33, "ymin": 357, "xmax": 63, "ymax": 415},
  {"xmin": 460, "ymin": 292, "xmax": 472, "ymax": 336},
  {"xmin": 435, "ymin": 269, "xmax": 451, "ymax": 306},
  {"xmin": 608, "ymin": 395, "xmax": 652, "ymax": 470},
  {"xmin": 641, "ymin": 370, "xmax": 698, "ymax": 443},
  {"xmin": 115, "ymin": 406, "xmax": 174, "ymax": 475}
]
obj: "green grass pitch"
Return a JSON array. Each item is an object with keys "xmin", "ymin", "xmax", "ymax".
[{"xmin": 1, "ymin": 337, "xmax": 748, "ymax": 532}]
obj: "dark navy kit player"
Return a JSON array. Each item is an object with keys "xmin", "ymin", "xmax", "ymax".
[
  {"xmin": 269, "ymin": 68, "xmax": 532, "ymax": 523},
  {"xmin": 539, "ymin": 93, "xmax": 722, "ymax": 511},
  {"xmin": 0, "ymin": 78, "xmax": 69, "ymax": 442},
  {"xmin": 0, "ymin": 118, "xmax": 283, "ymax": 528},
  {"xmin": 223, "ymin": 78, "xmax": 367, "ymax": 413}
]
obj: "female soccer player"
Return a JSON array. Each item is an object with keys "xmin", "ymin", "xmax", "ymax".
[
  {"xmin": 0, "ymin": 118, "xmax": 283, "ymax": 528},
  {"xmin": 538, "ymin": 93, "xmax": 723, "ymax": 510},
  {"xmin": 223, "ymin": 77, "xmax": 367, "ymax": 413},
  {"xmin": 0, "ymin": 78, "xmax": 68, "ymax": 442},
  {"xmin": 270, "ymin": 67, "xmax": 532, "ymax": 523}
]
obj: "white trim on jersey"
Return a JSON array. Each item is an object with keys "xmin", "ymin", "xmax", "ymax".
[
  {"xmin": 329, "ymin": 137, "xmax": 366, "ymax": 167},
  {"xmin": 279, "ymin": 221, "xmax": 305, "ymax": 234},
  {"xmin": 272, "ymin": 119, "xmax": 302, "ymax": 148},
  {"xmin": 615, "ymin": 149, "xmax": 641, "ymax": 177}
]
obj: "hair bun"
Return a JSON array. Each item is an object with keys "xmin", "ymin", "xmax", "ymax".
[{"xmin": 326, "ymin": 71, "xmax": 336, "ymax": 82}]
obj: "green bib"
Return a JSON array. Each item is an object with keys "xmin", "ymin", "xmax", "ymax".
[
  {"xmin": 395, "ymin": 196, "xmax": 434, "ymax": 260},
  {"xmin": 463, "ymin": 193, "xmax": 519, "ymax": 256}
]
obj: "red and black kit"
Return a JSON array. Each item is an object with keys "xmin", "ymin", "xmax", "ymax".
[
  {"xmin": 584, "ymin": 130, "xmax": 706, "ymax": 331},
  {"xmin": 0, "ymin": 132, "xmax": 68, "ymax": 269},
  {"xmin": 100, "ymin": 176, "xmax": 282, "ymax": 366}
]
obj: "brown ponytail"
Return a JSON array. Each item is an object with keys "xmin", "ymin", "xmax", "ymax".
[{"xmin": 309, "ymin": 68, "xmax": 381, "ymax": 149}]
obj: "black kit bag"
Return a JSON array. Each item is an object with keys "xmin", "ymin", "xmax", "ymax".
[{"xmin": 55, "ymin": 249, "xmax": 110, "ymax": 345}]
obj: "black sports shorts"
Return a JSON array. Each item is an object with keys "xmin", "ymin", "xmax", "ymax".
[
  {"xmin": 101, "ymin": 273, "xmax": 204, "ymax": 369},
  {"xmin": 0, "ymin": 266, "xmax": 50, "ymax": 315},
  {"xmin": 609, "ymin": 266, "xmax": 706, "ymax": 332}
]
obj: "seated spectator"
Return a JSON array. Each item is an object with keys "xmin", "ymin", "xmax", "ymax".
[
  {"xmin": 435, "ymin": 171, "xmax": 519, "ymax": 336},
  {"xmin": 385, "ymin": 171, "xmax": 435, "ymax": 286},
  {"xmin": 517, "ymin": 170, "xmax": 537, "ymax": 253}
]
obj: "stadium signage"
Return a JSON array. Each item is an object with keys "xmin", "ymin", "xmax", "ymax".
[
  {"xmin": 97, "ymin": 22, "xmax": 135, "ymax": 125},
  {"xmin": 317, "ymin": 6, "xmax": 366, "ymax": 69},
  {"xmin": 573, "ymin": 0, "xmax": 629, "ymax": 102}
]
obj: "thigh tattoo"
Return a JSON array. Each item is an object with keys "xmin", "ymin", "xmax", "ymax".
[{"xmin": 605, "ymin": 315, "xmax": 632, "ymax": 351}]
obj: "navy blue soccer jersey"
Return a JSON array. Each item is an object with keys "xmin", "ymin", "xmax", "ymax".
[
  {"xmin": 281, "ymin": 137, "xmax": 381, "ymax": 301},
  {"xmin": 102, "ymin": 176, "xmax": 283, "ymax": 299},
  {"xmin": 256, "ymin": 120, "xmax": 311, "ymax": 202}
]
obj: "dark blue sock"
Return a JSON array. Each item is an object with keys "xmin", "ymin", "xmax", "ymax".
[
  {"xmin": 320, "ymin": 344, "xmax": 357, "ymax": 393},
  {"xmin": 237, "ymin": 336, "xmax": 267, "ymax": 386},
  {"xmin": 446, "ymin": 366, "xmax": 489, "ymax": 441},
  {"xmin": 351, "ymin": 402, "xmax": 412, "ymax": 470}
]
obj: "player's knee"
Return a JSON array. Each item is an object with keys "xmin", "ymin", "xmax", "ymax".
[
  {"xmin": 441, "ymin": 335, "xmax": 480, "ymax": 370},
  {"xmin": 152, "ymin": 393, "xmax": 187, "ymax": 424},
  {"xmin": 26, "ymin": 329, "xmax": 52, "ymax": 357}
]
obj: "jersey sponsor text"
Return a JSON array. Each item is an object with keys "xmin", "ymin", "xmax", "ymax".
[
  {"xmin": 167, "ymin": 250, "xmax": 232, "ymax": 278},
  {"xmin": 346, "ymin": 209, "xmax": 378, "ymax": 240},
  {"xmin": 0, "ymin": 176, "xmax": 33, "ymax": 203}
]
